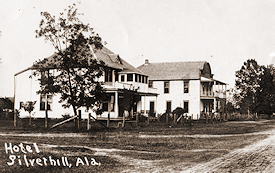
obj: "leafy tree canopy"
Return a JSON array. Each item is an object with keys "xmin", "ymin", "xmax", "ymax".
[
  {"xmin": 32, "ymin": 4, "xmax": 107, "ymax": 116},
  {"xmin": 256, "ymin": 65, "xmax": 275, "ymax": 114},
  {"xmin": 235, "ymin": 59, "xmax": 264, "ymax": 113}
]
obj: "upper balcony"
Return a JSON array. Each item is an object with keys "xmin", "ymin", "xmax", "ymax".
[
  {"xmin": 200, "ymin": 77, "xmax": 227, "ymax": 99},
  {"xmin": 103, "ymin": 81, "xmax": 158, "ymax": 95}
]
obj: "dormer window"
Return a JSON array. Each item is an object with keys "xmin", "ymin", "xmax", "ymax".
[{"xmin": 104, "ymin": 69, "xmax": 113, "ymax": 82}]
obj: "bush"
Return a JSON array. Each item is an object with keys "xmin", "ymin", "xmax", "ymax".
[
  {"xmin": 62, "ymin": 113, "xmax": 72, "ymax": 120},
  {"xmin": 158, "ymin": 113, "xmax": 173, "ymax": 122},
  {"xmin": 131, "ymin": 113, "xmax": 147, "ymax": 122},
  {"xmin": 172, "ymin": 107, "xmax": 186, "ymax": 116}
]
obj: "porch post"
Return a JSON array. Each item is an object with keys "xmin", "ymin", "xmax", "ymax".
[
  {"xmin": 115, "ymin": 91, "xmax": 119, "ymax": 118},
  {"xmin": 155, "ymin": 95, "xmax": 158, "ymax": 118},
  {"xmin": 214, "ymin": 80, "xmax": 217, "ymax": 112},
  {"xmin": 14, "ymin": 75, "xmax": 17, "ymax": 127},
  {"xmin": 144, "ymin": 94, "xmax": 146, "ymax": 116}
]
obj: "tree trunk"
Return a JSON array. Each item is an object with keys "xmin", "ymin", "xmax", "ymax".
[
  {"xmin": 72, "ymin": 106, "xmax": 78, "ymax": 130},
  {"xmin": 29, "ymin": 113, "xmax": 32, "ymax": 126},
  {"xmin": 45, "ymin": 109, "xmax": 48, "ymax": 128}
]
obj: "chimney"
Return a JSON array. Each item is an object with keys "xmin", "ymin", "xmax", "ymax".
[{"xmin": 145, "ymin": 59, "xmax": 149, "ymax": 65}]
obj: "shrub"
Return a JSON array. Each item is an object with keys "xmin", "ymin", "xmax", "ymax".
[{"xmin": 62, "ymin": 113, "xmax": 72, "ymax": 120}]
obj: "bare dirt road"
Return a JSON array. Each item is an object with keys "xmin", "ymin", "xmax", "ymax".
[
  {"xmin": 182, "ymin": 132, "xmax": 275, "ymax": 173},
  {"xmin": 2, "ymin": 127, "xmax": 275, "ymax": 172}
]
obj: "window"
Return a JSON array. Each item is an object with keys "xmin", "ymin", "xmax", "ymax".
[
  {"xmin": 40, "ymin": 95, "xmax": 52, "ymax": 111},
  {"xmin": 145, "ymin": 76, "xmax": 148, "ymax": 84},
  {"xmin": 141, "ymin": 75, "xmax": 145, "ymax": 83},
  {"xmin": 139, "ymin": 75, "xmax": 142, "ymax": 83},
  {"xmin": 184, "ymin": 101, "xmax": 189, "ymax": 113},
  {"xmin": 104, "ymin": 69, "xmax": 113, "ymax": 82},
  {"xmin": 149, "ymin": 101, "xmax": 155, "ymax": 117},
  {"xmin": 115, "ymin": 71, "xmax": 119, "ymax": 82},
  {"xmin": 166, "ymin": 101, "xmax": 172, "ymax": 113},
  {"xmin": 135, "ymin": 74, "xmax": 138, "ymax": 82},
  {"xmin": 121, "ymin": 75, "xmax": 125, "ymax": 82},
  {"xmin": 40, "ymin": 95, "xmax": 46, "ymax": 110},
  {"xmin": 110, "ymin": 95, "xmax": 115, "ymax": 111},
  {"xmin": 102, "ymin": 102, "xmax": 108, "ymax": 111},
  {"xmin": 102, "ymin": 94, "xmax": 115, "ymax": 112},
  {"xmin": 41, "ymin": 71, "xmax": 48, "ymax": 85},
  {"xmin": 184, "ymin": 81, "xmax": 189, "ymax": 93},
  {"xmin": 148, "ymin": 80, "xmax": 153, "ymax": 88},
  {"xmin": 127, "ymin": 74, "xmax": 133, "ymax": 82},
  {"xmin": 164, "ymin": 81, "xmax": 169, "ymax": 93}
]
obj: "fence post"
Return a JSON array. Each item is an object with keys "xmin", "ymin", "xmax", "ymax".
[
  {"xmin": 166, "ymin": 113, "xmax": 169, "ymax": 124},
  {"xmin": 147, "ymin": 115, "xmax": 150, "ymax": 126},
  {"xmin": 158, "ymin": 114, "xmax": 160, "ymax": 124},
  {"xmin": 181, "ymin": 114, "xmax": 184, "ymax": 125},
  {"xmin": 87, "ymin": 113, "xmax": 90, "ymax": 130},
  {"xmin": 14, "ymin": 111, "xmax": 17, "ymax": 127},
  {"xmin": 136, "ymin": 113, "xmax": 139, "ymax": 126},
  {"xmin": 78, "ymin": 110, "xmax": 81, "ymax": 130},
  {"xmin": 107, "ymin": 113, "xmax": 110, "ymax": 128},
  {"xmin": 122, "ymin": 111, "xmax": 125, "ymax": 128},
  {"xmin": 206, "ymin": 113, "xmax": 208, "ymax": 124},
  {"xmin": 174, "ymin": 114, "xmax": 177, "ymax": 124}
]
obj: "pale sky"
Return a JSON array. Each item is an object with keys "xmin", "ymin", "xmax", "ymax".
[{"xmin": 1, "ymin": 0, "xmax": 275, "ymax": 97}]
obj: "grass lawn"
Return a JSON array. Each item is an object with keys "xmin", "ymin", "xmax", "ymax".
[{"xmin": 0, "ymin": 118, "xmax": 274, "ymax": 172}]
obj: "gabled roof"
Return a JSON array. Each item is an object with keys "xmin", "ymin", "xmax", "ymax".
[
  {"xmin": 15, "ymin": 46, "xmax": 145, "ymax": 76},
  {"xmin": 137, "ymin": 61, "xmax": 210, "ymax": 80},
  {"xmin": 95, "ymin": 47, "xmax": 145, "ymax": 74}
]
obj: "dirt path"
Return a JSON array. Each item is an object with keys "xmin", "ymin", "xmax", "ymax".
[
  {"xmin": 1, "ymin": 128, "xmax": 275, "ymax": 138},
  {"xmin": 182, "ymin": 134, "xmax": 275, "ymax": 173},
  {"xmin": 41, "ymin": 134, "xmax": 275, "ymax": 173},
  {"xmin": 2, "ymin": 130, "xmax": 275, "ymax": 172}
]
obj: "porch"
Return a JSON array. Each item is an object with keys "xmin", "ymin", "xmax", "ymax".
[{"xmin": 96, "ymin": 88, "xmax": 158, "ymax": 120}]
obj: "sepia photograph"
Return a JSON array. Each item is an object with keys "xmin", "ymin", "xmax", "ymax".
[{"xmin": 1, "ymin": 0, "xmax": 275, "ymax": 172}]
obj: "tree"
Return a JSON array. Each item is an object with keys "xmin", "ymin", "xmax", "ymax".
[
  {"xmin": 256, "ymin": 65, "xmax": 275, "ymax": 115},
  {"xmin": 33, "ymin": 4, "xmax": 107, "ymax": 129},
  {"xmin": 0, "ymin": 97, "xmax": 14, "ymax": 118},
  {"xmin": 22, "ymin": 101, "xmax": 36, "ymax": 126},
  {"xmin": 235, "ymin": 59, "xmax": 263, "ymax": 114}
]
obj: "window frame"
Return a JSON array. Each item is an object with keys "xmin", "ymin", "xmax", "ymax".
[
  {"xmin": 121, "ymin": 75, "xmax": 125, "ymax": 82},
  {"xmin": 148, "ymin": 80, "xmax": 153, "ymax": 88},
  {"xmin": 164, "ymin": 81, "xmax": 170, "ymax": 94},
  {"xmin": 40, "ymin": 95, "xmax": 53, "ymax": 111},
  {"xmin": 183, "ymin": 101, "xmax": 189, "ymax": 113},
  {"xmin": 127, "ymin": 74, "xmax": 133, "ymax": 82},
  {"xmin": 184, "ymin": 81, "xmax": 189, "ymax": 93},
  {"xmin": 166, "ymin": 100, "xmax": 172, "ymax": 113}
]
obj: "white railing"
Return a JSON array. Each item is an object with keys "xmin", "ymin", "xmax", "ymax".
[{"xmin": 104, "ymin": 81, "xmax": 158, "ymax": 94}]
